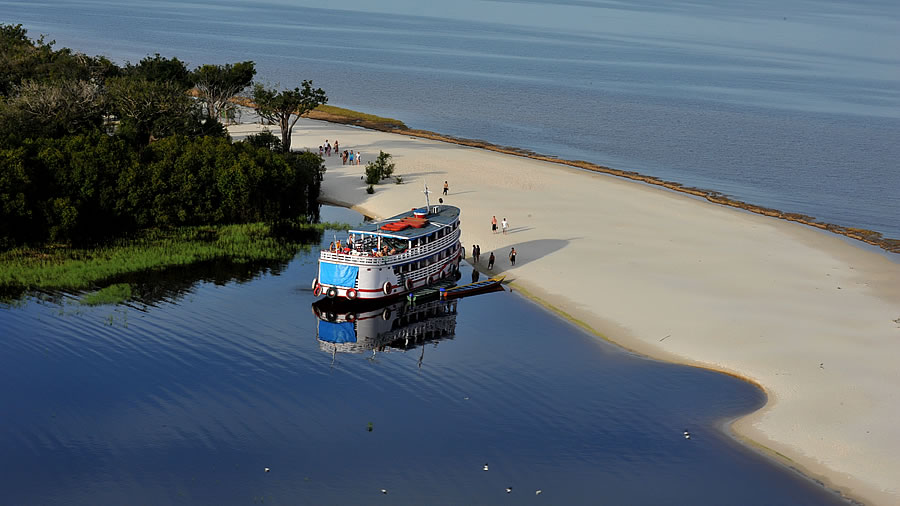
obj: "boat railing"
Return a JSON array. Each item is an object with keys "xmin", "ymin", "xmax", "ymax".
[{"xmin": 320, "ymin": 228, "xmax": 461, "ymax": 265}]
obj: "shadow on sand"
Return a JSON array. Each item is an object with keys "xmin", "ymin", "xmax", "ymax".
[{"xmin": 471, "ymin": 238, "xmax": 577, "ymax": 272}]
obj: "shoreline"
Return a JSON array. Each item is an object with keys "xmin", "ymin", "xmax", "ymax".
[
  {"xmin": 230, "ymin": 120, "xmax": 900, "ymax": 505},
  {"xmin": 304, "ymin": 106, "xmax": 900, "ymax": 255},
  {"xmin": 326, "ymin": 199, "xmax": 864, "ymax": 504},
  {"xmin": 506, "ymin": 277, "xmax": 865, "ymax": 505}
]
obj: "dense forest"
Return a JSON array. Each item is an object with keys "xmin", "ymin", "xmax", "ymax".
[{"xmin": 0, "ymin": 24, "xmax": 327, "ymax": 249}]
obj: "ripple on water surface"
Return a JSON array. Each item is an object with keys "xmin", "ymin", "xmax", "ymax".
[{"xmin": 0, "ymin": 214, "xmax": 850, "ymax": 505}]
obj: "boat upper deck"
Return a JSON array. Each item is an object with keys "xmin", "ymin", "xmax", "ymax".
[{"xmin": 349, "ymin": 205, "xmax": 460, "ymax": 240}]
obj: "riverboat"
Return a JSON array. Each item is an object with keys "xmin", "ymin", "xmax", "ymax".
[
  {"xmin": 312, "ymin": 188, "xmax": 463, "ymax": 301},
  {"xmin": 311, "ymin": 298, "xmax": 458, "ymax": 355}
]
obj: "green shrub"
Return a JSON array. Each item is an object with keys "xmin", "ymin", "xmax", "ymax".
[{"xmin": 364, "ymin": 151, "xmax": 394, "ymax": 184}]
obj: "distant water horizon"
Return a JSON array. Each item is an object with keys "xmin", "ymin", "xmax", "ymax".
[{"xmin": 3, "ymin": 0, "xmax": 899, "ymax": 240}]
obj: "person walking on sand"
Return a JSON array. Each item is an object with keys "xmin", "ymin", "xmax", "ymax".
[
  {"xmin": 501, "ymin": 217, "xmax": 509, "ymax": 235},
  {"xmin": 356, "ymin": 152, "xmax": 361, "ymax": 165},
  {"xmin": 491, "ymin": 216, "xmax": 498, "ymax": 234},
  {"xmin": 334, "ymin": 140, "xmax": 339, "ymax": 154},
  {"xmin": 349, "ymin": 150, "xmax": 355, "ymax": 165},
  {"xmin": 443, "ymin": 181, "xmax": 449, "ymax": 195},
  {"xmin": 488, "ymin": 252, "xmax": 495, "ymax": 270},
  {"xmin": 508, "ymin": 247, "xmax": 517, "ymax": 266},
  {"xmin": 472, "ymin": 244, "xmax": 478, "ymax": 263}
]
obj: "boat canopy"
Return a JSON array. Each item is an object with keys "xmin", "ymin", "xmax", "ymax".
[{"xmin": 349, "ymin": 205, "xmax": 460, "ymax": 240}]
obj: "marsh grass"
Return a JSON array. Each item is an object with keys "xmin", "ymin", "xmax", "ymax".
[
  {"xmin": 313, "ymin": 105, "xmax": 407, "ymax": 129},
  {"xmin": 81, "ymin": 283, "xmax": 133, "ymax": 306},
  {"xmin": 0, "ymin": 221, "xmax": 350, "ymax": 301}
]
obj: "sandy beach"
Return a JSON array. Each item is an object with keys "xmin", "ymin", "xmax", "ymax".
[{"xmin": 230, "ymin": 120, "xmax": 900, "ymax": 505}]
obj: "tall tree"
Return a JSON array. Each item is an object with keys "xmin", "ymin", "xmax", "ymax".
[
  {"xmin": 251, "ymin": 80, "xmax": 327, "ymax": 153},
  {"xmin": 192, "ymin": 61, "xmax": 255, "ymax": 122},
  {"xmin": 0, "ymin": 23, "xmax": 106, "ymax": 97},
  {"xmin": 126, "ymin": 53, "xmax": 192, "ymax": 90},
  {"xmin": 8, "ymin": 79, "xmax": 105, "ymax": 137},
  {"xmin": 106, "ymin": 76, "xmax": 195, "ymax": 145}
]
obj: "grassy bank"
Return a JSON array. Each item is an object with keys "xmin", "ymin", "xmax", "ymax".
[
  {"xmin": 308, "ymin": 105, "xmax": 408, "ymax": 130},
  {"xmin": 229, "ymin": 96, "xmax": 407, "ymax": 130},
  {"xmin": 0, "ymin": 221, "xmax": 348, "ymax": 303}
]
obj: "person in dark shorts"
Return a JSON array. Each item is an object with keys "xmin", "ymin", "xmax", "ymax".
[
  {"xmin": 488, "ymin": 252, "xmax": 495, "ymax": 270},
  {"xmin": 508, "ymin": 247, "xmax": 517, "ymax": 266}
]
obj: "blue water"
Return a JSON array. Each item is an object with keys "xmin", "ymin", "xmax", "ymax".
[
  {"xmin": 0, "ymin": 207, "xmax": 849, "ymax": 504},
  {"xmin": 3, "ymin": 0, "xmax": 899, "ymax": 239}
]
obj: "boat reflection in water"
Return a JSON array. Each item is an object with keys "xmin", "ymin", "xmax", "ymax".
[{"xmin": 311, "ymin": 298, "xmax": 459, "ymax": 358}]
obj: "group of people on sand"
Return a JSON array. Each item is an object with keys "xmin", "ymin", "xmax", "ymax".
[
  {"xmin": 490, "ymin": 215, "xmax": 509, "ymax": 235},
  {"xmin": 319, "ymin": 139, "xmax": 362, "ymax": 166},
  {"xmin": 470, "ymin": 244, "xmax": 517, "ymax": 270},
  {"xmin": 319, "ymin": 139, "xmax": 338, "ymax": 156}
]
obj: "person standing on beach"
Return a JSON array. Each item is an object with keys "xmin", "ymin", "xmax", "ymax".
[
  {"xmin": 325, "ymin": 141, "xmax": 331, "ymax": 156},
  {"xmin": 443, "ymin": 181, "xmax": 449, "ymax": 195},
  {"xmin": 356, "ymin": 152, "xmax": 361, "ymax": 165},
  {"xmin": 349, "ymin": 150, "xmax": 355, "ymax": 165},
  {"xmin": 508, "ymin": 247, "xmax": 517, "ymax": 266},
  {"xmin": 334, "ymin": 140, "xmax": 339, "ymax": 154},
  {"xmin": 488, "ymin": 252, "xmax": 495, "ymax": 270},
  {"xmin": 501, "ymin": 217, "xmax": 509, "ymax": 235},
  {"xmin": 491, "ymin": 216, "xmax": 498, "ymax": 234}
]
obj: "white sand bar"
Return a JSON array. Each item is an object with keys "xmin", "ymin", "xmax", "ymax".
[{"xmin": 230, "ymin": 121, "xmax": 900, "ymax": 505}]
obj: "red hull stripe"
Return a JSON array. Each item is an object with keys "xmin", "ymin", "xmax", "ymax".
[{"xmin": 337, "ymin": 249, "xmax": 462, "ymax": 293}]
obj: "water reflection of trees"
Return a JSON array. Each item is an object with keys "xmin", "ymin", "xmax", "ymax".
[{"xmin": 120, "ymin": 258, "xmax": 295, "ymax": 307}]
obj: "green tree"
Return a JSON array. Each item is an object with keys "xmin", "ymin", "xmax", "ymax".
[
  {"xmin": 106, "ymin": 76, "xmax": 196, "ymax": 145},
  {"xmin": 243, "ymin": 130, "xmax": 282, "ymax": 152},
  {"xmin": 126, "ymin": 53, "xmax": 192, "ymax": 90},
  {"xmin": 192, "ymin": 61, "xmax": 255, "ymax": 122},
  {"xmin": 7, "ymin": 79, "xmax": 105, "ymax": 138},
  {"xmin": 251, "ymin": 80, "xmax": 327, "ymax": 153},
  {"xmin": 365, "ymin": 151, "xmax": 395, "ymax": 184},
  {"xmin": 0, "ymin": 146, "xmax": 32, "ymax": 246},
  {"xmin": 0, "ymin": 24, "xmax": 105, "ymax": 98}
]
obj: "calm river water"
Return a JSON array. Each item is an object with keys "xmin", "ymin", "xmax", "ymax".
[
  {"xmin": 4, "ymin": 0, "xmax": 899, "ymax": 239},
  {"xmin": 0, "ymin": 207, "xmax": 849, "ymax": 504}
]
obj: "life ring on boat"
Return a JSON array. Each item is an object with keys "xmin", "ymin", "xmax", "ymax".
[
  {"xmin": 346, "ymin": 288, "xmax": 358, "ymax": 300},
  {"xmin": 346, "ymin": 313, "xmax": 357, "ymax": 322},
  {"xmin": 383, "ymin": 282, "xmax": 393, "ymax": 295},
  {"xmin": 326, "ymin": 312, "xmax": 337, "ymax": 322},
  {"xmin": 439, "ymin": 270, "xmax": 446, "ymax": 279},
  {"xmin": 382, "ymin": 307, "xmax": 392, "ymax": 320},
  {"xmin": 326, "ymin": 287, "xmax": 338, "ymax": 299},
  {"xmin": 429, "ymin": 275, "xmax": 437, "ymax": 284},
  {"xmin": 405, "ymin": 279, "xmax": 414, "ymax": 291},
  {"xmin": 311, "ymin": 277, "xmax": 318, "ymax": 290},
  {"xmin": 313, "ymin": 284, "xmax": 321, "ymax": 297}
]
